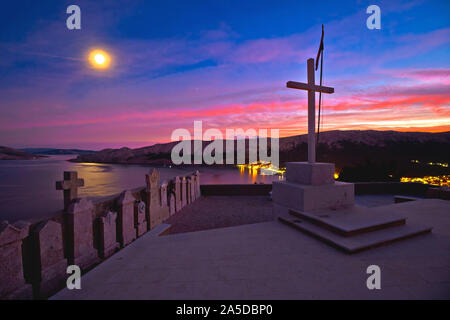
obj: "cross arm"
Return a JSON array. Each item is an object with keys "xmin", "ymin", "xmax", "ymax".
[
  {"xmin": 286, "ymin": 81, "xmax": 334, "ymax": 94},
  {"xmin": 56, "ymin": 179, "xmax": 84, "ymax": 190}
]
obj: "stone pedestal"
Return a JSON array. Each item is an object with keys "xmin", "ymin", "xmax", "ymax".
[
  {"xmin": 65, "ymin": 198, "xmax": 100, "ymax": 270},
  {"xmin": 117, "ymin": 191, "xmax": 137, "ymax": 247},
  {"xmin": 98, "ymin": 211, "xmax": 119, "ymax": 259},
  {"xmin": 0, "ymin": 221, "xmax": 33, "ymax": 300},
  {"xmin": 286, "ymin": 162, "xmax": 335, "ymax": 185},
  {"xmin": 27, "ymin": 220, "xmax": 67, "ymax": 299},
  {"xmin": 273, "ymin": 162, "xmax": 354, "ymax": 214}
]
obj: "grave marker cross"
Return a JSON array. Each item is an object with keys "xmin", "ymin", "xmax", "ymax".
[{"xmin": 56, "ymin": 171, "xmax": 84, "ymax": 210}]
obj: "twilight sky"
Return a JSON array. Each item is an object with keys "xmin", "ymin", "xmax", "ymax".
[{"xmin": 0, "ymin": 0, "xmax": 449, "ymax": 150}]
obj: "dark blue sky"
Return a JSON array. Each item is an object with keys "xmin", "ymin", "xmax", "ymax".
[{"xmin": 0, "ymin": 0, "xmax": 449, "ymax": 149}]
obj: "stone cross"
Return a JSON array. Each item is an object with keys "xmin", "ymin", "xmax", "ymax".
[
  {"xmin": 287, "ymin": 58, "xmax": 334, "ymax": 163},
  {"xmin": 56, "ymin": 171, "xmax": 84, "ymax": 211}
]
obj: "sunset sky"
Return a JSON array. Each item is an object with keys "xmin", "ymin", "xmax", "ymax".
[{"xmin": 0, "ymin": 0, "xmax": 449, "ymax": 150}]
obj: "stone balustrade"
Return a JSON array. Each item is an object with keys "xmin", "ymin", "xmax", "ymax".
[{"xmin": 0, "ymin": 169, "xmax": 201, "ymax": 300}]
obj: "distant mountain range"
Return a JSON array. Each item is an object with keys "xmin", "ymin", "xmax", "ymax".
[
  {"xmin": 72, "ymin": 130, "xmax": 450, "ymax": 176},
  {"xmin": 0, "ymin": 146, "xmax": 43, "ymax": 160},
  {"xmin": 0, "ymin": 146, "xmax": 95, "ymax": 160},
  {"xmin": 3, "ymin": 130, "xmax": 449, "ymax": 181},
  {"xmin": 20, "ymin": 148, "xmax": 95, "ymax": 155}
]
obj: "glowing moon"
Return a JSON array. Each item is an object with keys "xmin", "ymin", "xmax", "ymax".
[
  {"xmin": 94, "ymin": 54, "xmax": 105, "ymax": 64},
  {"xmin": 88, "ymin": 49, "xmax": 111, "ymax": 69}
]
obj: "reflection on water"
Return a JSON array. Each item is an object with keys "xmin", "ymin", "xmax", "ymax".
[
  {"xmin": 200, "ymin": 165, "xmax": 284, "ymax": 185},
  {"xmin": 0, "ymin": 156, "xmax": 191, "ymax": 222},
  {"xmin": 0, "ymin": 156, "xmax": 283, "ymax": 222}
]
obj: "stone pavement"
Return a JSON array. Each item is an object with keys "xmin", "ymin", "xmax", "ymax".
[
  {"xmin": 162, "ymin": 194, "xmax": 394, "ymax": 235},
  {"xmin": 52, "ymin": 199, "xmax": 450, "ymax": 300},
  {"xmin": 163, "ymin": 196, "xmax": 273, "ymax": 235}
]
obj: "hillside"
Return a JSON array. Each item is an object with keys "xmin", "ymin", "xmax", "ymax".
[
  {"xmin": 72, "ymin": 130, "xmax": 450, "ymax": 174},
  {"xmin": 20, "ymin": 148, "xmax": 95, "ymax": 155},
  {"xmin": 0, "ymin": 146, "xmax": 43, "ymax": 160}
]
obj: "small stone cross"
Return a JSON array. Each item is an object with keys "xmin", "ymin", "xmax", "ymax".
[{"xmin": 56, "ymin": 171, "xmax": 84, "ymax": 211}]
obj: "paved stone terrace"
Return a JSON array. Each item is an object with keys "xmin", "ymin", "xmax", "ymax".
[
  {"xmin": 52, "ymin": 197, "xmax": 450, "ymax": 300},
  {"xmin": 161, "ymin": 194, "xmax": 396, "ymax": 235},
  {"xmin": 162, "ymin": 196, "xmax": 273, "ymax": 235}
]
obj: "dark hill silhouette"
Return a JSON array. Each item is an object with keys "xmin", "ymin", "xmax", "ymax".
[
  {"xmin": 72, "ymin": 130, "xmax": 450, "ymax": 181},
  {"xmin": 0, "ymin": 146, "xmax": 43, "ymax": 160}
]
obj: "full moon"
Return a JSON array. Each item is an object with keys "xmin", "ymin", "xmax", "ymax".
[
  {"xmin": 95, "ymin": 54, "xmax": 105, "ymax": 64},
  {"xmin": 88, "ymin": 49, "xmax": 111, "ymax": 69}
]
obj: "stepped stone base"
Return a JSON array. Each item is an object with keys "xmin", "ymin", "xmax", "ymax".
[
  {"xmin": 287, "ymin": 205, "xmax": 406, "ymax": 236},
  {"xmin": 276, "ymin": 203, "xmax": 432, "ymax": 253},
  {"xmin": 272, "ymin": 180, "xmax": 354, "ymax": 212},
  {"xmin": 274, "ymin": 161, "xmax": 432, "ymax": 253}
]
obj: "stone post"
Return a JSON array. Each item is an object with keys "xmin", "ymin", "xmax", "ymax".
[
  {"xmin": 186, "ymin": 176, "xmax": 190, "ymax": 204},
  {"xmin": 195, "ymin": 170, "xmax": 201, "ymax": 199},
  {"xmin": 65, "ymin": 198, "xmax": 99, "ymax": 270},
  {"xmin": 145, "ymin": 169, "xmax": 169, "ymax": 229},
  {"xmin": 0, "ymin": 220, "xmax": 32, "ymax": 299},
  {"xmin": 169, "ymin": 193, "xmax": 176, "ymax": 216},
  {"xmin": 174, "ymin": 176, "xmax": 182, "ymax": 212},
  {"xmin": 189, "ymin": 175, "xmax": 196, "ymax": 203},
  {"xmin": 98, "ymin": 211, "xmax": 119, "ymax": 259},
  {"xmin": 181, "ymin": 177, "xmax": 187, "ymax": 208},
  {"xmin": 26, "ymin": 220, "xmax": 67, "ymax": 298},
  {"xmin": 117, "ymin": 190, "xmax": 137, "ymax": 247},
  {"xmin": 161, "ymin": 180, "xmax": 168, "ymax": 208},
  {"xmin": 186, "ymin": 176, "xmax": 192, "ymax": 205},
  {"xmin": 134, "ymin": 201, "xmax": 147, "ymax": 237}
]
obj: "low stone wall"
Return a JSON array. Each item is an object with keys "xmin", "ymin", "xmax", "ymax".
[
  {"xmin": 0, "ymin": 169, "xmax": 201, "ymax": 300},
  {"xmin": 201, "ymin": 182, "xmax": 438, "ymax": 197},
  {"xmin": 353, "ymin": 182, "xmax": 429, "ymax": 196},
  {"xmin": 427, "ymin": 186, "xmax": 450, "ymax": 200}
]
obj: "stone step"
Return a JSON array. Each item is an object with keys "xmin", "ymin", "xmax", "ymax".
[
  {"xmin": 394, "ymin": 195, "xmax": 421, "ymax": 203},
  {"xmin": 278, "ymin": 213, "xmax": 432, "ymax": 253},
  {"xmin": 288, "ymin": 205, "xmax": 406, "ymax": 237}
]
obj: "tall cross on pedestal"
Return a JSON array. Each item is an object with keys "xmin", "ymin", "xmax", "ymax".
[
  {"xmin": 56, "ymin": 171, "xmax": 84, "ymax": 211},
  {"xmin": 287, "ymin": 58, "xmax": 334, "ymax": 163}
]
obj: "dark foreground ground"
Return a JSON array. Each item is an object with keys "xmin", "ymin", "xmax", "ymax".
[{"xmin": 52, "ymin": 197, "xmax": 450, "ymax": 300}]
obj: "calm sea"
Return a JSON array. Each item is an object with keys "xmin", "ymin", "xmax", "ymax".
[{"xmin": 0, "ymin": 155, "xmax": 282, "ymax": 222}]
